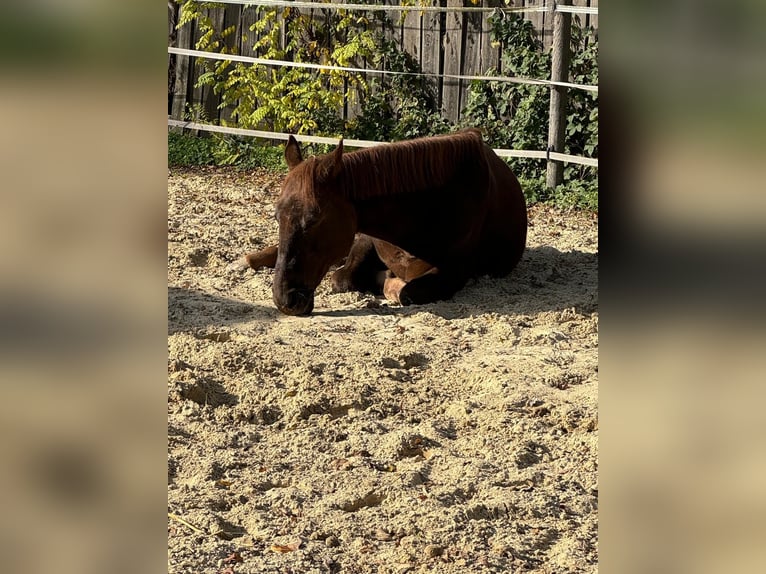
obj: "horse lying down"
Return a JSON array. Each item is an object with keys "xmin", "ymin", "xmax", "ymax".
[{"xmin": 230, "ymin": 129, "xmax": 527, "ymax": 316}]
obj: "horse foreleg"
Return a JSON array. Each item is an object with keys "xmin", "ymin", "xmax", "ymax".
[
  {"xmin": 227, "ymin": 244, "xmax": 279, "ymax": 272},
  {"xmin": 382, "ymin": 273, "xmax": 407, "ymax": 303},
  {"xmin": 371, "ymin": 239, "xmax": 457, "ymax": 305},
  {"xmin": 377, "ymin": 264, "xmax": 465, "ymax": 306},
  {"xmin": 330, "ymin": 234, "xmax": 388, "ymax": 294}
]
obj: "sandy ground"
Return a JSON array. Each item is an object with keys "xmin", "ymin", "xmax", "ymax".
[{"xmin": 168, "ymin": 167, "xmax": 598, "ymax": 573}]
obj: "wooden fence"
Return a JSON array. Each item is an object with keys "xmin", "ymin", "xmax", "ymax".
[{"xmin": 168, "ymin": 0, "xmax": 598, "ymax": 126}]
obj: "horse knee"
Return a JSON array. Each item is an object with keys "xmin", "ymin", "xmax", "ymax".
[{"xmin": 330, "ymin": 267, "xmax": 353, "ymax": 293}]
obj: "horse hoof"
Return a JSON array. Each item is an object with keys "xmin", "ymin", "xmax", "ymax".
[
  {"xmin": 226, "ymin": 257, "xmax": 249, "ymax": 273},
  {"xmin": 330, "ymin": 277, "xmax": 351, "ymax": 293}
]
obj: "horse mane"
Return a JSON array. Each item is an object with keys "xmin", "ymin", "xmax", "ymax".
[{"xmin": 338, "ymin": 129, "xmax": 486, "ymax": 201}]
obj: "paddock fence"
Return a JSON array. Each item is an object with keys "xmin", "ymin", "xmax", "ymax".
[{"xmin": 167, "ymin": 0, "xmax": 598, "ymax": 180}]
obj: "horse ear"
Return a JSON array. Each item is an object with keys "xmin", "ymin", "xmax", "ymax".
[
  {"xmin": 317, "ymin": 138, "xmax": 344, "ymax": 183},
  {"xmin": 285, "ymin": 135, "xmax": 303, "ymax": 169}
]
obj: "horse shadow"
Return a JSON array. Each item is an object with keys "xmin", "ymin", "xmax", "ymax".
[
  {"xmin": 425, "ymin": 245, "xmax": 598, "ymax": 320},
  {"xmin": 313, "ymin": 246, "xmax": 597, "ymax": 320},
  {"xmin": 168, "ymin": 246, "xmax": 597, "ymax": 332},
  {"xmin": 167, "ymin": 286, "xmax": 276, "ymax": 335}
]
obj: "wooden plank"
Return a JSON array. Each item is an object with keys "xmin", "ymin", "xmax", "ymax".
[
  {"xmin": 421, "ymin": 0, "xmax": 443, "ymax": 109},
  {"xmin": 571, "ymin": 0, "xmax": 586, "ymax": 30},
  {"xmin": 219, "ymin": 5, "xmax": 242, "ymax": 125},
  {"xmin": 202, "ymin": 7, "xmax": 226, "ymax": 125},
  {"xmin": 172, "ymin": 5, "xmax": 198, "ymax": 124},
  {"xmin": 190, "ymin": 7, "xmax": 210, "ymax": 125},
  {"xmin": 442, "ymin": 0, "xmax": 464, "ymax": 123},
  {"xmin": 524, "ymin": 0, "xmax": 544, "ymax": 48},
  {"xmin": 315, "ymin": 0, "xmax": 350, "ymax": 125},
  {"xmin": 541, "ymin": 0, "xmax": 553, "ymax": 50},
  {"xmin": 480, "ymin": 0, "xmax": 502, "ymax": 74},
  {"xmin": 590, "ymin": 0, "xmax": 598, "ymax": 31},
  {"xmin": 570, "ymin": 0, "xmax": 598, "ymax": 31},
  {"xmin": 170, "ymin": 5, "xmax": 192, "ymax": 123},
  {"xmin": 460, "ymin": 5, "xmax": 482, "ymax": 117},
  {"xmin": 240, "ymin": 6, "xmax": 259, "ymax": 58},
  {"xmin": 572, "ymin": 0, "xmax": 586, "ymax": 32},
  {"xmin": 402, "ymin": 5, "xmax": 421, "ymax": 66},
  {"xmin": 256, "ymin": 5, "xmax": 278, "ymax": 57},
  {"xmin": 222, "ymin": 5, "xmax": 241, "ymax": 53},
  {"xmin": 393, "ymin": 0, "xmax": 405, "ymax": 48},
  {"xmin": 279, "ymin": 2, "xmax": 288, "ymax": 58},
  {"xmin": 382, "ymin": 0, "xmax": 398, "ymax": 47},
  {"xmin": 373, "ymin": 0, "xmax": 398, "ymax": 98},
  {"xmin": 184, "ymin": 13, "xmax": 202, "ymax": 134},
  {"xmin": 345, "ymin": 3, "xmax": 370, "ymax": 122},
  {"xmin": 236, "ymin": 6, "xmax": 259, "ymax": 129},
  {"xmin": 333, "ymin": 0, "xmax": 362, "ymax": 123}
]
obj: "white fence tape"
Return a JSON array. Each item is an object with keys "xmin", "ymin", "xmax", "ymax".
[
  {"xmin": 181, "ymin": 0, "xmax": 598, "ymax": 16},
  {"xmin": 180, "ymin": 0, "xmax": 549, "ymax": 14},
  {"xmin": 167, "ymin": 119, "xmax": 598, "ymax": 167},
  {"xmin": 168, "ymin": 46, "xmax": 598, "ymax": 93},
  {"xmin": 552, "ymin": 5, "xmax": 599, "ymax": 16}
]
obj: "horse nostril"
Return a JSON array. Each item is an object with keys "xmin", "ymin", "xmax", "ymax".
[
  {"xmin": 286, "ymin": 289, "xmax": 305, "ymax": 309},
  {"xmin": 282, "ymin": 288, "xmax": 314, "ymax": 315}
]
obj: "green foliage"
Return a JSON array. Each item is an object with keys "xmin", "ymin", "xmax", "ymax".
[
  {"xmin": 349, "ymin": 39, "xmax": 451, "ymax": 141},
  {"xmin": 462, "ymin": 14, "xmax": 550, "ymax": 180},
  {"xmin": 551, "ymin": 180, "xmax": 599, "ymax": 211},
  {"xmin": 168, "ymin": 131, "xmax": 216, "ymax": 166},
  {"xmin": 517, "ymin": 174, "xmax": 597, "ymax": 211},
  {"xmin": 562, "ymin": 18, "xmax": 599, "ymax": 191},
  {"xmin": 177, "ymin": 2, "xmax": 375, "ymax": 135},
  {"xmin": 168, "ymin": 131, "xmax": 287, "ymax": 171},
  {"xmin": 176, "ymin": 2, "xmax": 447, "ymax": 141},
  {"xmin": 462, "ymin": 13, "xmax": 598, "ymax": 209},
  {"xmin": 210, "ymin": 136, "xmax": 287, "ymax": 171}
]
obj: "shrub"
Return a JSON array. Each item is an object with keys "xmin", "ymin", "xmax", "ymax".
[
  {"xmin": 168, "ymin": 131, "xmax": 216, "ymax": 166},
  {"xmin": 461, "ymin": 13, "xmax": 598, "ymax": 208},
  {"xmin": 168, "ymin": 131, "xmax": 287, "ymax": 171}
]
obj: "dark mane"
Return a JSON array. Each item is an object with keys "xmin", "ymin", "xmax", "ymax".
[{"xmin": 338, "ymin": 129, "xmax": 486, "ymax": 201}]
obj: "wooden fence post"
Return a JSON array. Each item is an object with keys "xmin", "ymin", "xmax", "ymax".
[{"xmin": 546, "ymin": 0, "xmax": 572, "ymax": 189}]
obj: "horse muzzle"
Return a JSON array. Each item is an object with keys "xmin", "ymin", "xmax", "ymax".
[{"xmin": 274, "ymin": 287, "xmax": 315, "ymax": 316}]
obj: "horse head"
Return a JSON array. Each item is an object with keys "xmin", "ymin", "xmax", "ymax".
[{"xmin": 272, "ymin": 136, "xmax": 357, "ymax": 315}]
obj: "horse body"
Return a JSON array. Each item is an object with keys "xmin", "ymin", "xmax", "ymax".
[
  {"xmin": 350, "ymin": 139, "xmax": 526, "ymax": 278},
  {"xmin": 233, "ymin": 129, "xmax": 527, "ymax": 315}
]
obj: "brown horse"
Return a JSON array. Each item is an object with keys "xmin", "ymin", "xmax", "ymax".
[{"xmin": 232, "ymin": 129, "xmax": 527, "ymax": 315}]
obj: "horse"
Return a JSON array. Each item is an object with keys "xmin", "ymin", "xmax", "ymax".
[{"xmin": 231, "ymin": 129, "xmax": 527, "ymax": 315}]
